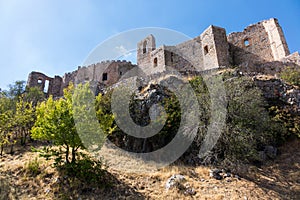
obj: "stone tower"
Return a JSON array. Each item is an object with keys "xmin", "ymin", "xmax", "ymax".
[
  {"xmin": 262, "ymin": 18, "xmax": 290, "ymax": 60},
  {"xmin": 137, "ymin": 34, "xmax": 156, "ymax": 68},
  {"xmin": 200, "ymin": 25, "xmax": 229, "ymax": 70}
]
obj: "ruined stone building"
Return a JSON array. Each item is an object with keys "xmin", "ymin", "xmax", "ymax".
[{"xmin": 27, "ymin": 18, "xmax": 300, "ymax": 97}]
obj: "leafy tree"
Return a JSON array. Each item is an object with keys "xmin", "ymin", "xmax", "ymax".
[
  {"xmin": 32, "ymin": 84, "xmax": 83, "ymax": 164},
  {"xmin": 72, "ymin": 83, "xmax": 115, "ymax": 154},
  {"xmin": 95, "ymin": 90, "xmax": 116, "ymax": 136},
  {"xmin": 0, "ymin": 95, "xmax": 15, "ymax": 155},
  {"xmin": 6, "ymin": 80, "xmax": 26, "ymax": 101},
  {"xmin": 23, "ymin": 86, "xmax": 45, "ymax": 106},
  {"xmin": 14, "ymin": 98, "xmax": 35, "ymax": 145}
]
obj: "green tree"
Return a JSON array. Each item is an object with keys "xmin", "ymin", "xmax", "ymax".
[
  {"xmin": 7, "ymin": 80, "xmax": 26, "ymax": 101},
  {"xmin": 32, "ymin": 84, "xmax": 83, "ymax": 164},
  {"xmin": 72, "ymin": 83, "xmax": 115, "ymax": 154},
  {"xmin": 0, "ymin": 95, "xmax": 14, "ymax": 155},
  {"xmin": 14, "ymin": 98, "xmax": 35, "ymax": 145},
  {"xmin": 95, "ymin": 90, "xmax": 116, "ymax": 136},
  {"xmin": 23, "ymin": 86, "xmax": 45, "ymax": 106}
]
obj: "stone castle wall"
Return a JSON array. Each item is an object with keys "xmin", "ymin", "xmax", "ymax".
[
  {"xmin": 227, "ymin": 18, "xmax": 290, "ymax": 68},
  {"xmin": 27, "ymin": 18, "xmax": 299, "ymax": 97},
  {"xmin": 27, "ymin": 60, "xmax": 134, "ymax": 97}
]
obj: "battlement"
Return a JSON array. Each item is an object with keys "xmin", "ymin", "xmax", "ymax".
[{"xmin": 27, "ymin": 18, "xmax": 299, "ymax": 97}]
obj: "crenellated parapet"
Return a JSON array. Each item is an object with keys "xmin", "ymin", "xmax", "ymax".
[{"xmin": 27, "ymin": 18, "xmax": 299, "ymax": 97}]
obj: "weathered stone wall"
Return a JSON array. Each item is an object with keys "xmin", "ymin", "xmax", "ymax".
[
  {"xmin": 137, "ymin": 25, "xmax": 229, "ymax": 75},
  {"xmin": 27, "ymin": 18, "xmax": 298, "ymax": 97},
  {"xmin": 201, "ymin": 25, "xmax": 229, "ymax": 70},
  {"xmin": 48, "ymin": 76, "xmax": 62, "ymax": 97},
  {"xmin": 262, "ymin": 18, "xmax": 290, "ymax": 60},
  {"xmin": 26, "ymin": 72, "xmax": 53, "ymax": 95},
  {"xmin": 137, "ymin": 34, "xmax": 156, "ymax": 68},
  {"xmin": 227, "ymin": 22, "xmax": 273, "ymax": 67},
  {"xmin": 254, "ymin": 75, "xmax": 300, "ymax": 109},
  {"xmin": 171, "ymin": 37, "xmax": 202, "ymax": 71},
  {"xmin": 27, "ymin": 60, "xmax": 136, "ymax": 97},
  {"xmin": 227, "ymin": 18, "xmax": 290, "ymax": 69}
]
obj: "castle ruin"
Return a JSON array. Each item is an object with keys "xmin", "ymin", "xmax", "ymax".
[{"xmin": 27, "ymin": 18, "xmax": 300, "ymax": 97}]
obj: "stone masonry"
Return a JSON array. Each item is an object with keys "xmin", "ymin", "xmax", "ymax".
[{"xmin": 27, "ymin": 18, "xmax": 300, "ymax": 97}]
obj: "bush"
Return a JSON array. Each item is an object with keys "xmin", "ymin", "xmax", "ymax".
[
  {"xmin": 189, "ymin": 75, "xmax": 282, "ymax": 164},
  {"xmin": 280, "ymin": 66, "xmax": 300, "ymax": 87},
  {"xmin": 269, "ymin": 106, "xmax": 300, "ymax": 139},
  {"xmin": 59, "ymin": 153, "xmax": 106, "ymax": 186},
  {"xmin": 25, "ymin": 157, "xmax": 41, "ymax": 176}
]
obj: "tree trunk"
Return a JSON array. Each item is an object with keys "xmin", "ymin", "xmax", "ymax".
[
  {"xmin": 10, "ymin": 143, "xmax": 14, "ymax": 154},
  {"xmin": 71, "ymin": 147, "xmax": 76, "ymax": 164},
  {"xmin": 65, "ymin": 145, "xmax": 69, "ymax": 163},
  {"xmin": 0, "ymin": 145, "xmax": 3, "ymax": 156}
]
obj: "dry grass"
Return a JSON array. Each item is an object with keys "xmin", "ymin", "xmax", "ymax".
[{"xmin": 0, "ymin": 138, "xmax": 299, "ymax": 199}]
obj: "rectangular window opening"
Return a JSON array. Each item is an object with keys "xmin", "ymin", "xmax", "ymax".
[
  {"xmin": 153, "ymin": 57, "xmax": 158, "ymax": 67},
  {"xmin": 44, "ymin": 80, "xmax": 49, "ymax": 93},
  {"xmin": 102, "ymin": 73, "xmax": 108, "ymax": 81},
  {"xmin": 204, "ymin": 45, "xmax": 209, "ymax": 55}
]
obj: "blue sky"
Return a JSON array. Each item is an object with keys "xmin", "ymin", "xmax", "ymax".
[{"xmin": 0, "ymin": 0, "xmax": 299, "ymax": 89}]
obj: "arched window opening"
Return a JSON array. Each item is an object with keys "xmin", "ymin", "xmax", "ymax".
[
  {"xmin": 143, "ymin": 40, "xmax": 147, "ymax": 54},
  {"xmin": 244, "ymin": 39, "xmax": 250, "ymax": 47},
  {"xmin": 153, "ymin": 57, "xmax": 158, "ymax": 67},
  {"xmin": 204, "ymin": 45, "xmax": 209, "ymax": 55}
]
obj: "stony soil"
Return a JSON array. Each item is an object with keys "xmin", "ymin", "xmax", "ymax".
[{"xmin": 0, "ymin": 138, "xmax": 299, "ymax": 200}]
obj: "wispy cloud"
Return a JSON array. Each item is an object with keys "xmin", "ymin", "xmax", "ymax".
[{"xmin": 115, "ymin": 45, "xmax": 133, "ymax": 58}]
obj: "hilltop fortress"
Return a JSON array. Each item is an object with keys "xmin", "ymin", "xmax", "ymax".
[{"xmin": 27, "ymin": 18, "xmax": 300, "ymax": 97}]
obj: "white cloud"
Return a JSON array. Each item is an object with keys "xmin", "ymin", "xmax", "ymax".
[{"xmin": 115, "ymin": 45, "xmax": 133, "ymax": 58}]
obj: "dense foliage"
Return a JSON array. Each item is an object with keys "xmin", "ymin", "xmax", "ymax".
[
  {"xmin": 0, "ymin": 81, "xmax": 44, "ymax": 155},
  {"xmin": 280, "ymin": 66, "xmax": 300, "ymax": 87},
  {"xmin": 0, "ymin": 72, "xmax": 298, "ymax": 168}
]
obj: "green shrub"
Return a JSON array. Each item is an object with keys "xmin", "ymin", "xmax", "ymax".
[
  {"xmin": 60, "ymin": 153, "xmax": 106, "ymax": 186},
  {"xmin": 280, "ymin": 66, "xmax": 300, "ymax": 87},
  {"xmin": 269, "ymin": 106, "xmax": 300, "ymax": 139},
  {"xmin": 25, "ymin": 157, "xmax": 41, "ymax": 176},
  {"xmin": 189, "ymin": 75, "xmax": 282, "ymax": 164}
]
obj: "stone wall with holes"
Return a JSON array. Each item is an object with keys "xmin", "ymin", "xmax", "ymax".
[
  {"xmin": 27, "ymin": 60, "xmax": 136, "ymax": 97},
  {"xmin": 137, "ymin": 25, "xmax": 229, "ymax": 75},
  {"xmin": 27, "ymin": 18, "xmax": 299, "ymax": 97},
  {"xmin": 227, "ymin": 18, "xmax": 290, "ymax": 69},
  {"xmin": 26, "ymin": 72, "xmax": 53, "ymax": 95},
  {"xmin": 253, "ymin": 75, "xmax": 300, "ymax": 109}
]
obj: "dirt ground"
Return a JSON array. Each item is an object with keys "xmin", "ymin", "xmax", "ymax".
[{"xmin": 0, "ymin": 138, "xmax": 299, "ymax": 200}]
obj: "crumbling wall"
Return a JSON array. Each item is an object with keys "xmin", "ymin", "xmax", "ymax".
[
  {"xmin": 26, "ymin": 71, "xmax": 53, "ymax": 94},
  {"xmin": 227, "ymin": 18, "xmax": 290, "ymax": 69},
  {"xmin": 254, "ymin": 75, "xmax": 300, "ymax": 108},
  {"xmin": 262, "ymin": 18, "xmax": 290, "ymax": 60},
  {"xmin": 137, "ymin": 25, "xmax": 229, "ymax": 75},
  {"xmin": 227, "ymin": 22, "xmax": 273, "ymax": 67},
  {"xmin": 100, "ymin": 61, "xmax": 135, "ymax": 85},
  {"xmin": 27, "ymin": 18, "xmax": 297, "ymax": 97},
  {"xmin": 137, "ymin": 34, "xmax": 156, "ymax": 68},
  {"xmin": 201, "ymin": 25, "xmax": 229, "ymax": 70},
  {"xmin": 171, "ymin": 37, "xmax": 202, "ymax": 71},
  {"xmin": 48, "ymin": 76, "xmax": 63, "ymax": 97}
]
